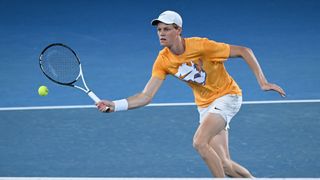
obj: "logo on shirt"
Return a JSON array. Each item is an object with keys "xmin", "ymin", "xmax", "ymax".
[{"xmin": 174, "ymin": 59, "xmax": 206, "ymax": 85}]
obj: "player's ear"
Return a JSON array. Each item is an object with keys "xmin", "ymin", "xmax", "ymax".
[
  {"xmin": 178, "ymin": 27, "xmax": 182, "ymax": 36},
  {"xmin": 173, "ymin": 24, "xmax": 182, "ymax": 36}
]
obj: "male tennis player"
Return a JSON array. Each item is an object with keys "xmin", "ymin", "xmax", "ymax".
[{"xmin": 96, "ymin": 10, "xmax": 286, "ymax": 177}]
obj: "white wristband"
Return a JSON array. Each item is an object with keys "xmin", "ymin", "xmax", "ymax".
[{"xmin": 113, "ymin": 99, "xmax": 129, "ymax": 112}]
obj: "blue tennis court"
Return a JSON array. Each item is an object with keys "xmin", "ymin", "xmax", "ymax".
[
  {"xmin": 1, "ymin": 102, "xmax": 320, "ymax": 177},
  {"xmin": 0, "ymin": 0, "xmax": 320, "ymax": 178}
]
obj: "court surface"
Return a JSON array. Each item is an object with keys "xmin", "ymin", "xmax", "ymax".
[
  {"xmin": 0, "ymin": 0, "xmax": 320, "ymax": 178},
  {"xmin": 1, "ymin": 101, "xmax": 320, "ymax": 177}
]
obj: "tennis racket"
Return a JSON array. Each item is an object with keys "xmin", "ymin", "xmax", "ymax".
[{"xmin": 39, "ymin": 43, "xmax": 101, "ymax": 103}]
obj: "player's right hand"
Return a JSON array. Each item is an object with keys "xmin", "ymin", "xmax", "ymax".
[{"xmin": 96, "ymin": 100, "xmax": 114, "ymax": 113}]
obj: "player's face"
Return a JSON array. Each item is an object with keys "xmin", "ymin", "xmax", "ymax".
[{"xmin": 156, "ymin": 23, "xmax": 181, "ymax": 47}]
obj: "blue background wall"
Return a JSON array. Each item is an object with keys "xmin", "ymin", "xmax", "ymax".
[{"xmin": 0, "ymin": 0, "xmax": 319, "ymax": 107}]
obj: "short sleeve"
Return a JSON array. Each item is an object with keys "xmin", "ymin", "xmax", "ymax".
[
  {"xmin": 152, "ymin": 54, "xmax": 167, "ymax": 80},
  {"xmin": 202, "ymin": 38, "xmax": 230, "ymax": 62}
]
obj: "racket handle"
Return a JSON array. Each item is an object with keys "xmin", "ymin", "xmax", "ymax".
[{"xmin": 88, "ymin": 91, "xmax": 101, "ymax": 103}]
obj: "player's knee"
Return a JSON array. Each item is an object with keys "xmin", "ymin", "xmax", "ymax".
[{"xmin": 193, "ymin": 138, "xmax": 209, "ymax": 155}]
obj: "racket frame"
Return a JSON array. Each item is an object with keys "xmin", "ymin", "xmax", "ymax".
[{"xmin": 39, "ymin": 43, "xmax": 100, "ymax": 103}]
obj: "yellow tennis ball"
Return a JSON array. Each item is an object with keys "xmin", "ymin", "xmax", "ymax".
[{"xmin": 38, "ymin": 86, "xmax": 49, "ymax": 96}]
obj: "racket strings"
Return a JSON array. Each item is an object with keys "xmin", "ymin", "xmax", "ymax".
[{"xmin": 41, "ymin": 46, "xmax": 80, "ymax": 84}]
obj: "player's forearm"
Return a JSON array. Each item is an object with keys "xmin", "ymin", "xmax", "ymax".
[
  {"xmin": 127, "ymin": 92, "xmax": 152, "ymax": 109},
  {"xmin": 111, "ymin": 77, "xmax": 162, "ymax": 112},
  {"xmin": 240, "ymin": 47, "xmax": 268, "ymax": 87}
]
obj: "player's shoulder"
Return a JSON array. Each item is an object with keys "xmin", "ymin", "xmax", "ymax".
[
  {"xmin": 185, "ymin": 37, "xmax": 210, "ymax": 43},
  {"xmin": 185, "ymin": 37, "xmax": 214, "ymax": 48},
  {"xmin": 184, "ymin": 37, "xmax": 211, "ymax": 51},
  {"xmin": 186, "ymin": 37, "xmax": 224, "ymax": 44}
]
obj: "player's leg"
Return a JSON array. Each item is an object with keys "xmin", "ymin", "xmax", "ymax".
[
  {"xmin": 210, "ymin": 129, "xmax": 254, "ymax": 178},
  {"xmin": 193, "ymin": 113, "xmax": 226, "ymax": 177}
]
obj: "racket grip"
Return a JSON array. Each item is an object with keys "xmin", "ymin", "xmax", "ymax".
[{"xmin": 88, "ymin": 91, "xmax": 101, "ymax": 103}]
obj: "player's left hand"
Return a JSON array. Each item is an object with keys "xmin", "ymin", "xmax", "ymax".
[{"xmin": 261, "ymin": 83, "xmax": 286, "ymax": 98}]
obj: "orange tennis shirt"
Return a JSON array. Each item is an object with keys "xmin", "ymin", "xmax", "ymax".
[{"xmin": 152, "ymin": 37, "xmax": 242, "ymax": 108}]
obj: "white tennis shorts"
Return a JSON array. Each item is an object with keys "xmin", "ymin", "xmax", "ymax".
[{"xmin": 197, "ymin": 94, "xmax": 242, "ymax": 129}]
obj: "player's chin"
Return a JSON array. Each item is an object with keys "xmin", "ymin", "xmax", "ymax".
[{"xmin": 160, "ymin": 41, "xmax": 169, "ymax": 47}]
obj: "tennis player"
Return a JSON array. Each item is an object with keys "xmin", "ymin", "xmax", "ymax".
[{"xmin": 96, "ymin": 10, "xmax": 286, "ymax": 177}]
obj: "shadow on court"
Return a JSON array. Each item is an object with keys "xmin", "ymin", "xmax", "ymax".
[{"xmin": 0, "ymin": 102, "xmax": 319, "ymax": 177}]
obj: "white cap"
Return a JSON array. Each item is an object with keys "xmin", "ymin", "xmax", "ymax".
[{"xmin": 151, "ymin": 10, "xmax": 183, "ymax": 27}]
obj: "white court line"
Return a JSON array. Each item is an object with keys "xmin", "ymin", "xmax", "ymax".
[
  {"xmin": 0, "ymin": 178, "xmax": 319, "ymax": 180},
  {"xmin": 0, "ymin": 99, "xmax": 319, "ymax": 111},
  {"xmin": 0, "ymin": 178, "xmax": 210, "ymax": 180},
  {"xmin": 0, "ymin": 178, "xmax": 213, "ymax": 180}
]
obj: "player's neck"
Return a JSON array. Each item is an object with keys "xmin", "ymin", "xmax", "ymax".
[{"xmin": 169, "ymin": 37, "xmax": 185, "ymax": 56}]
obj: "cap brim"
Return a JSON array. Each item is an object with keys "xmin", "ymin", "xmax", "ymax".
[
  {"xmin": 151, "ymin": 19, "xmax": 161, "ymax": 26},
  {"xmin": 151, "ymin": 19, "xmax": 175, "ymax": 26}
]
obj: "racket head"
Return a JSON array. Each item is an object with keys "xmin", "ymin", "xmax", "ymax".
[{"xmin": 39, "ymin": 43, "xmax": 81, "ymax": 85}]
